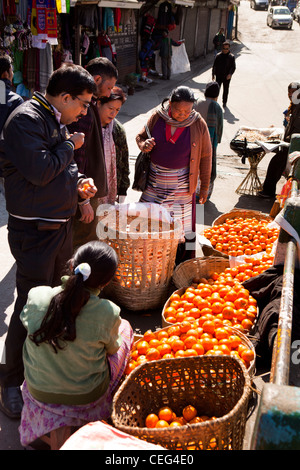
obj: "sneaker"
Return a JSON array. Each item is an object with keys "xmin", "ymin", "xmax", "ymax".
[{"xmin": 257, "ymin": 191, "xmax": 275, "ymax": 199}]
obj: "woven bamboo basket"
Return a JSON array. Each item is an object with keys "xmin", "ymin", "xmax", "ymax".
[
  {"xmin": 112, "ymin": 355, "xmax": 251, "ymax": 450},
  {"xmin": 212, "ymin": 208, "xmax": 272, "ymax": 227},
  {"xmin": 99, "ymin": 204, "xmax": 182, "ymax": 310},
  {"xmin": 171, "ymin": 256, "xmax": 230, "ymax": 291}
]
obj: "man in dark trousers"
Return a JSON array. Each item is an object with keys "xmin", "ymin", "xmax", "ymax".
[
  {"xmin": 0, "ymin": 64, "xmax": 97, "ymax": 419},
  {"xmin": 212, "ymin": 41, "xmax": 236, "ymax": 108}
]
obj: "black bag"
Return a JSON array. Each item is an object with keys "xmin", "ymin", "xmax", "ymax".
[{"xmin": 132, "ymin": 124, "xmax": 152, "ymax": 192}]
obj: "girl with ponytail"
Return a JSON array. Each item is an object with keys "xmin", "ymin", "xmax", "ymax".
[{"xmin": 19, "ymin": 241, "xmax": 133, "ymax": 447}]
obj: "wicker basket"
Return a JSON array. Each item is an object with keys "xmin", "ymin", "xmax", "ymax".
[
  {"xmin": 212, "ymin": 208, "xmax": 272, "ymax": 227},
  {"xmin": 99, "ymin": 204, "xmax": 182, "ymax": 311},
  {"xmin": 171, "ymin": 256, "xmax": 230, "ymax": 291},
  {"xmin": 112, "ymin": 355, "xmax": 251, "ymax": 450}
]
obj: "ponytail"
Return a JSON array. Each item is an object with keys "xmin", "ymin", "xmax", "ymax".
[{"xmin": 29, "ymin": 241, "xmax": 118, "ymax": 353}]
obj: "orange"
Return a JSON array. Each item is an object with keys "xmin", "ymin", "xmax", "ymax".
[
  {"xmin": 145, "ymin": 348, "xmax": 161, "ymax": 361},
  {"xmin": 165, "ymin": 316, "xmax": 177, "ymax": 324},
  {"xmin": 184, "ymin": 348, "xmax": 198, "ymax": 357},
  {"xmin": 145, "ymin": 413, "xmax": 159, "ymax": 428},
  {"xmin": 184, "ymin": 335, "xmax": 198, "ymax": 349},
  {"xmin": 143, "ymin": 330, "xmax": 156, "ymax": 342},
  {"xmin": 234, "ymin": 297, "xmax": 249, "ymax": 310},
  {"xmin": 148, "ymin": 339, "xmax": 161, "ymax": 349},
  {"xmin": 214, "ymin": 327, "xmax": 229, "ymax": 341},
  {"xmin": 192, "ymin": 342, "xmax": 205, "ymax": 355},
  {"xmin": 188, "ymin": 308, "xmax": 201, "ymax": 319},
  {"xmin": 136, "ymin": 355, "xmax": 147, "ymax": 365},
  {"xmin": 211, "ymin": 302, "xmax": 224, "ymax": 314},
  {"xmin": 182, "ymin": 405, "xmax": 197, "ymax": 422},
  {"xmin": 164, "ymin": 307, "xmax": 177, "ymax": 318},
  {"xmin": 241, "ymin": 319, "xmax": 253, "ymax": 331},
  {"xmin": 136, "ymin": 340, "xmax": 149, "ymax": 355},
  {"xmin": 229, "ymin": 335, "xmax": 242, "ymax": 349},
  {"xmin": 175, "ymin": 349, "xmax": 185, "ymax": 357},
  {"xmin": 202, "ymin": 320, "xmax": 215, "ymax": 335},
  {"xmin": 222, "ymin": 306, "xmax": 235, "ymax": 320},
  {"xmin": 235, "ymin": 308, "xmax": 247, "ymax": 322},
  {"xmin": 217, "ymin": 344, "xmax": 231, "ymax": 355},
  {"xmin": 201, "ymin": 337, "xmax": 214, "ymax": 352},
  {"xmin": 172, "ymin": 339, "xmax": 185, "ymax": 352},
  {"xmin": 157, "ymin": 343, "xmax": 172, "ymax": 357},
  {"xmin": 167, "ymin": 325, "xmax": 181, "ymax": 336},
  {"xmin": 179, "ymin": 320, "xmax": 193, "ymax": 334},
  {"xmin": 169, "ymin": 421, "xmax": 182, "ymax": 427},
  {"xmin": 157, "ymin": 330, "xmax": 169, "ymax": 341},
  {"xmin": 241, "ymin": 348, "xmax": 255, "ymax": 363},
  {"xmin": 125, "ymin": 360, "xmax": 136, "ymax": 375},
  {"xmin": 156, "ymin": 420, "xmax": 169, "ymax": 428},
  {"xmin": 158, "ymin": 406, "xmax": 174, "ymax": 423}
]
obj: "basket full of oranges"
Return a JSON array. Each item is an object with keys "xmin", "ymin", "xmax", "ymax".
[{"xmin": 112, "ymin": 355, "xmax": 251, "ymax": 450}]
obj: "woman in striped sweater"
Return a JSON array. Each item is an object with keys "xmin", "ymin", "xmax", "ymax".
[{"xmin": 136, "ymin": 86, "xmax": 212, "ymax": 261}]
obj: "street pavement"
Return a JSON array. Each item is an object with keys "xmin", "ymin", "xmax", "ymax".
[{"xmin": 1, "ymin": 1, "xmax": 300, "ymax": 449}]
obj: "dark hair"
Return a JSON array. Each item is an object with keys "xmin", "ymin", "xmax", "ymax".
[
  {"xmin": 29, "ymin": 241, "xmax": 118, "ymax": 352},
  {"xmin": 99, "ymin": 86, "xmax": 127, "ymax": 105},
  {"xmin": 0, "ymin": 54, "xmax": 12, "ymax": 77},
  {"xmin": 86, "ymin": 57, "xmax": 118, "ymax": 80},
  {"xmin": 162, "ymin": 86, "xmax": 195, "ymax": 107},
  {"xmin": 46, "ymin": 63, "xmax": 96, "ymax": 97},
  {"xmin": 204, "ymin": 81, "xmax": 220, "ymax": 99}
]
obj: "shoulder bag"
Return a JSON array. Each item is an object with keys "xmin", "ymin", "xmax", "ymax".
[{"xmin": 132, "ymin": 124, "xmax": 152, "ymax": 192}]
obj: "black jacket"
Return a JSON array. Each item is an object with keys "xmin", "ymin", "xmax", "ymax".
[
  {"xmin": 212, "ymin": 52, "xmax": 236, "ymax": 80},
  {"xmin": 0, "ymin": 92, "xmax": 81, "ymax": 219}
]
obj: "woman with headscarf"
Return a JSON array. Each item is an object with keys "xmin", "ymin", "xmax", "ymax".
[{"xmin": 136, "ymin": 86, "xmax": 212, "ymax": 261}]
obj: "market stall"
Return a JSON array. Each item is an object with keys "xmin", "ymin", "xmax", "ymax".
[{"xmin": 230, "ymin": 126, "xmax": 285, "ymax": 196}]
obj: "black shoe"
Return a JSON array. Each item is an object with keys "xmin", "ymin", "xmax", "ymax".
[
  {"xmin": 0, "ymin": 386, "xmax": 23, "ymax": 419},
  {"xmin": 257, "ymin": 190, "xmax": 275, "ymax": 199}
]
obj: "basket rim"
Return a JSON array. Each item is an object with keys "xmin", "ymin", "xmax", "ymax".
[
  {"xmin": 112, "ymin": 355, "xmax": 251, "ymax": 434},
  {"xmin": 172, "ymin": 256, "xmax": 230, "ymax": 288},
  {"xmin": 212, "ymin": 209, "xmax": 272, "ymax": 226}
]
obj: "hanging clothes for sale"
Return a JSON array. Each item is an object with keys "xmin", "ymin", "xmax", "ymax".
[
  {"xmin": 142, "ymin": 14, "xmax": 156, "ymax": 37},
  {"xmin": 3, "ymin": 0, "xmax": 17, "ymax": 16},
  {"xmin": 114, "ymin": 8, "xmax": 121, "ymax": 32},
  {"xmin": 157, "ymin": 1, "xmax": 174, "ymax": 28},
  {"xmin": 102, "ymin": 7, "xmax": 115, "ymax": 31},
  {"xmin": 56, "ymin": 0, "xmax": 70, "ymax": 14},
  {"xmin": 77, "ymin": 5, "xmax": 98, "ymax": 29},
  {"xmin": 97, "ymin": 31, "xmax": 113, "ymax": 62}
]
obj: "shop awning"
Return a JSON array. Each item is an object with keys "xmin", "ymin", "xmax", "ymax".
[
  {"xmin": 174, "ymin": 0, "xmax": 195, "ymax": 6},
  {"xmin": 98, "ymin": 0, "xmax": 144, "ymax": 8}
]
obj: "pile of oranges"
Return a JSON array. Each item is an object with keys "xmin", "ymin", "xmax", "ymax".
[
  {"xmin": 163, "ymin": 270, "xmax": 258, "ymax": 330},
  {"xmin": 203, "ymin": 216, "xmax": 279, "ymax": 257},
  {"xmin": 125, "ymin": 317, "xmax": 255, "ymax": 376},
  {"xmin": 145, "ymin": 405, "xmax": 216, "ymax": 429}
]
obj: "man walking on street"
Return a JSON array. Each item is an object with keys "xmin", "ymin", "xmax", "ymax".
[
  {"xmin": 0, "ymin": 64, "xmax": 97, "ymax": 419},
  {"xmin": 212, "ymin": 41, "xmax": 236, "ymax": 108}
]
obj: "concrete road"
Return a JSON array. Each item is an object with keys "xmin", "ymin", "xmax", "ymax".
[{"xmin": 1, "ymin": 0, "xmax": 300, "ymax": 449}]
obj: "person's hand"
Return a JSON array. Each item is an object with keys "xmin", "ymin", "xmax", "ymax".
[
  {"xmin": 143, "ymin": 137, "xmax": 156, "ymax": 153},
  {"xmin": 78, "ymin": 200, "xmax": 95, "ymax": 223},
  {"xmin": 212, "ymin": 75, "xmax": 215, "ymax": 81},
  {"xmin": 198, "ymin": 190, "xmax": 208, "ymax": 204},
  {"xmin": 77, "ymin": 178, "xmax": 97, "ymax": 199},
  {"xmin": 69, "ymin": 132, "xmax": 85, "ymax": 149},
  {"xmin": 226, "ymin": 74, "xmax": 232, "ymax": 80}
]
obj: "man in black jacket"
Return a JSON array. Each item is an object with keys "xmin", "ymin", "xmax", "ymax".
[
  {"xmin": 0, "ymin": 64, "xmax": 97, "ymax": 419},
  {"xmin": 212, "ymin": 41, "xmax": 236, "ymax": 108}
]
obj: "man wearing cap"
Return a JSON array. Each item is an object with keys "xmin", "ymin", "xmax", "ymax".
[
  {"xmin": 258, "ymin": 81, "xmax": 300, "ymax": 198},
  {"xmin": 195, "ymin": 81, "xmax": 223, "ymax": 198},
  {"xmin": 212, "ymin": 41, "xmax": 236, "ymax": 108}
]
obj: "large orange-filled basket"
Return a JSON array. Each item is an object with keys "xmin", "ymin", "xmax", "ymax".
[
  {"xmin": 212, "ymin": 208, "xmax": 272, "ymax": 226},
  {"xmin": 112, "ymin": 355, "xmax": 251, "ymax": 450},
  {"xmin": 98, "ymin": 204, "xmax": 182, "ymax": 310}
]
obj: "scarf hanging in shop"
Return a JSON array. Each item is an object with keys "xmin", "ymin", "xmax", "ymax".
[
  {"xmin": 56, "ymin": 0, "xmax": 70, "ymax": 14},
  {"xmin": 46, "ymin": 0, "xmax": 58, "ymax": 38}
]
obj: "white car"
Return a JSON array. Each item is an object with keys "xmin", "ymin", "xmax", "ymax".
[{"xmin": 267, "ymin": 6, "xmax": 293, "ymax": 28}]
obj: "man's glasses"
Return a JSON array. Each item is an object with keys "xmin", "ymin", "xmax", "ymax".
[{"xmin": 73, "ymin": 96, "xmax": 91, "ymax": 109}]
